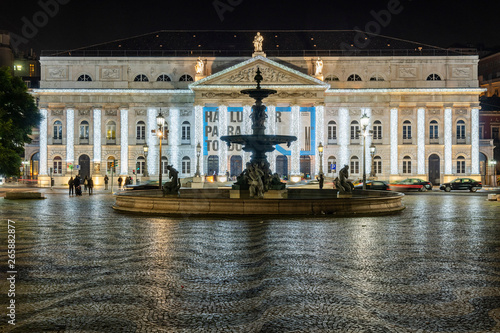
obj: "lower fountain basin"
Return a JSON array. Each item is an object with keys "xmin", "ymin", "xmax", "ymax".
[{"xmin": 113, "ymin": 189, "xmax": 405, "ymax": 216}]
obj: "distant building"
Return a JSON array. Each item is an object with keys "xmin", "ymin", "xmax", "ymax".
[{"xmin": 32, "ymin": 30, "xmax": 484, "ymax": 187}]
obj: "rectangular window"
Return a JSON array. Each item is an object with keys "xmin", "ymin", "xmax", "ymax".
[
  {"xmin": 53, "ymin": 161, "xmax": 62, "ymax": 174},
  {"xmin": 29, "ymin": 63, "xmax": 35, "ymax": 77},
  {"xmin": 182, "ymin": 160, "xmax": 191, "ymax": 174},
  {"xmin": 375, "ymin": 160, "xmax": 382, "ymax": 174},
  {"xmin": 457, "ymin": 161, "xmax": 466, "ymax": 174},
  {"xmin": 350, "ymin": 160, "xmax": 359, "ymax": 174},
  {"xmin": 328, "ymin": 126, "xmax": 337, "ymax": 140},
  {"xmin": 403, "ymin": 161, "xmax": 412, "ymax": 174},
  {"xmin": 493, "ymin": 127, "xmax": 499, "ymax": 142},
  {"xmin": 403, "ymin": 126, "xmax": 412, "ymax": 139},
  {"xmin": 136, "ymin": 125, "xmax": 145, "ymax": 139},
  {"xmin": 373, "ymin": 125, "xmax": 382, "ymax": 139},
  {"xmin": 351, "ymin": 126, "xmax": 359, "ymax": 140}
]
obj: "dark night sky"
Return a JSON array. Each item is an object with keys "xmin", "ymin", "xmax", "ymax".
[{"xmin": 1, "ymin": 0, "xmax": 499, "ymax": 54}]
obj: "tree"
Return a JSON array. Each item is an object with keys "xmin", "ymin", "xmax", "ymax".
[{"xmin": 0, "ymin": 67, "xmax": 41, "ymax": 176}]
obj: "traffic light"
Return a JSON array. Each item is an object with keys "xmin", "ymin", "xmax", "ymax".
[{"xmin": 132, "ymin": 170, "xmax": 135, "ymax": 175}]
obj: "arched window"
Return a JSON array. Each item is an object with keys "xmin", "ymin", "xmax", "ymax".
[
  {"xmin": 134, "ymin": 74, "xmax": 149, "ymax": 82},
  {"xmin": 456, "ymin": 120, "xmax": 466, "ymax": 141},
  {"xmin": 457, "ymin": 156, "xmax": 466, "ymax": 174},
  {"xmin": 347, "ymin": 74, "xmax": 362, "ymax": 81},
  {"xmin": 77, "ymin": 74, "xmax": 92, "ymax": 81},
  {"xmin": 327, "ymin": 156, "xmax": 336, "ymax": 173},
  {"xmin": 157, "ymin": 74, "xmax": 171, "ymax": 81},
  {"xmin": 106, "ymin": 121, "xmax": 116, "ymax": 141},
  {"xmin": 136, "ymin": 121, "xmax": 146, "ymax": 140},
  {"xmin": 182, "ymin": 156, "xmax": 191, "ymax": 174},
  {"xmin": 325, "ymin": 74, "xmax": 339, "ymax": 82},
  {"xmin": 53, "ymin": 120, "xmax": 62, "ymax": 140},
  {"xmin": 403, "ymin": 120, "xmax": 412, "ymax": 140},
  {"xmin": 403, "ymin": 156, "xmax": 412, "ymax": 174},
  {"xmin": 373, "ymin": 120, "xmax": 382, "ymax": 140},
  {"xmin": 369, "ymin": 74, "xmax": 384, "ymax": 81},
  {"xmin": 53, "ymin": 156, "xmax": 62, "ymax": 174},
  {"xmin": 426, "ymin": 74, "xmax": 441, "ymax": 81},
  {"xmin": 350, "ymin": 120, "xmax": 360, "ymax": 140},
  {"xmin": 327, "ymin": 121, "xmax": 337, "ymax": 144},
  {"xmin": 181, "ymin": 121, "xmax": 191, "ymax": 144},
  {"xmin": 350, "ymin": 156, "xmax": 359, "ymax": 174},
  {"xmin": 107, "ymin": 156, "xmax": 116, "ymax": 174},
  {"xmin": 373, "ymin": 156, "xmax": 382, "ymax": 175},
  {"xmin": 161, "ymin": 156, "xmax": 168, "ymax": 175},
  {"xmin": 429, "ymin": 120, "xmax": 439, "ymax": 140},
  {"xmin": 136, "ymin": 156, "xmax": 145, "ymax": 175},
  {"xmin": 79, "ymin": 120, "xmax": 89, "ymax": 140},
  {"xmin": 179, "ymin": 74, "xmax": 194, "ymax": 82}
]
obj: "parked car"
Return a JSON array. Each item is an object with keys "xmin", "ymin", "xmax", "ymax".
[
  {"xmin": 125, "ymin": 180, "xmax": 162, "ymax": 190},
  {"xmin": 389, "ymin": 179, "xmax": 424, "ymax": 191},
  {"xmin": 439, "ymin": 178, "xmax": 482, "ymax": 192},
  {"xmin": 399, "ymin": 178, "xmax": 432, "ymax": 191},
  {"xmin": 354, "ymin": 180, "xmax": 390, "ymax": 190}
]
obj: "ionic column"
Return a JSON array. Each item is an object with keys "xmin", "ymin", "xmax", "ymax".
[
  {"xmin": 93, "ymin": 109, "xmax": 101, "ymax": 169},
  {"xmin": 338, "ymin": 108, "xmax": 350, "ymax": 170},
  {"xmin": 147, "ymin": 108, "xmax": 157, "ymax": 175},
  {"xmin": 267, "ymin": 105, "xmax": 276, "ymax": 172},
  {"xmin": 243, "ymin": 105, "xmax": 252, "ymax": 165},
  {"xmin": 219, "ymin": 105, "xmax": 228, "ymax": 175},
  {"xmin": 315, "ymin": 105, "xmax": 325, "ymax": 175},
  {"xmin": 390, "ymin": 108, "xmax": 398, "ymax": 174},
  {"xmin": 417, "ymin": 108, "xmax": 426, "ymax": 175},
  {"xmin": 66, "ymin": 108, "xmax": 74, "ymax": 171},
  {"xmin": 471, "ymin": 108, "xmax": 479, "ymax": 174},
  {"xmin": 362, "ymin": 108, "xmax": 372, "ymax": 176},
  {"xmin": 169, "ymin": 108, "xmax": 179, "ymax": 168},
  {"xmin": 39, "ymin": 109, "xmax": 48, "ymax": 175},
  {"xmin": 290, "ymin": 105, "xmax": 301, "ymax": 175},
  {"xmin": 194, "ymin": 105, "xmax": 204, "ymax": 175},
  {"xmin": 120, "ymin": 109, "xmax": 128, "ymax": 175},
  {"xmin": 444, "ymin": 108, "xmax": 453, "ymax": 174}
]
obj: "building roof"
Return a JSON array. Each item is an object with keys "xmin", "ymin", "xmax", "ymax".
[{"xmin": 41, "ymin": 30, "xmax": 476, "ymax": 57}]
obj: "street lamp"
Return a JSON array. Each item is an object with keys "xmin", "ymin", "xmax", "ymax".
[
  {"xmin": 143, "ymin": 144, "xmax": 149, "ymax": 177},
  {"xmin": 195, "ymin": 142, "xmax": 202, "ymax": 177},
  {"xmin": 156, "ymin": 110, "xmax": 165, "ymax": 190},
  {"xmin": 318, "ymin": 142, "xmax": 324, "ymax": 175},
  {"xmin": 369, "ymin": 143, "xmax": 376, "ymax": 178},
  {"xmin": 360, "ymin": 114, "xmax": 370, "ymax": 190}
]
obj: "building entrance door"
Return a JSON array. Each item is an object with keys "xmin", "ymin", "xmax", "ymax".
[
  {"xmin": 207, "ymin": 155, "xmax": 219, "ymax": 176},
  {"xmin": 78, "ymin": 154, "xmax": 91, "ymax": 179},
  {"xmin": 300, "ymin": 156, "xmax": 311, "ymax": 178},
  {"xmin": 428, "ymin": 154, "xmax": 440, "ymax": 185},
  {"xmin": 276, "ymin": 155, "xmax": 288, "ymax": 176},
  {"xmin": 230, "ymin": 155, "xmax": 242, "ymax": 177}
]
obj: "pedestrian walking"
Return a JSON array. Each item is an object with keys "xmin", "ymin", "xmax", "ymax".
[
  {"xmin": 129, "ymin": 176, "xmax": 133, "ymax": 185},
  {"xmin": 68, "ymin": 176, "xmax": 74, "ymax": 196},
  {"xmin": 118, "ymin": 176, "xmax": 123, "ymax": 190},
  {"xmin": 84, "ymin": 176, "xmax": 88, "ymax": 192},
  {"xmin": 104, "ymin": 175, "xmax": 109, "ymax": 190},
  {"xmin": 317, "ymin": 173, "xmax": 324, "ymax": 190},
  {"xmin": 88, "ymin": 177, "xmax": 94, "ymax": 195},
  {"xmin": 74, "ymin": 175, "xmax": 82, "ymax": 196}
]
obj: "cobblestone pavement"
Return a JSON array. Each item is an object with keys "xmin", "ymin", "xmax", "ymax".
[{"xmin": 1, "ymin": 194, "xmax": 500, "ymax": 332}]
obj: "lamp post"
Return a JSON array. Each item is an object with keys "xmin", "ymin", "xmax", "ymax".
[
  {"xmin": 156, "ymin": 110, "xmax": 165, "ymax": 190},
  {"xmin": 360, "ymin": 114, "xmax": 370, "ymax": 190},
  {"xmin": 195, "ymin": 142, "xmax": 201, "ymax": 177},
  {"xmin": 143, "ymin": 145, "xmax": 149, "ymax": 177},
  {"xmin": 369, "ymin": 143, "xmax": 376, "ymax": 178},
  {"xmin": 318, "ymin": 142, "xmax": 324, "ymax": 175}
]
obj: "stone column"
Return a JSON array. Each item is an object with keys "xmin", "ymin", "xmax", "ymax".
[
  {"xmin": 243, "ymin": 105, "xmax": 252, "ymax": 165},
  {"xmin": 267, "ymin": 105, "xmax": 276, "ymax": 172},
  {"xmin": 120, "ymin": 109, "xmax": 128, "ymax": 175},
  {"xmin": 93, "ymin": 109, "xmax": 101, "ymax": 173},
  {"xmin": 444, "ymin": 108, "xmax": 453, "ymax": 175},
  {"xmin": 315, "ymin": 105, "xmax": 325, "ymax": 176},
  {"xmin": 471, "ymin": 108, "xmax": 479, "ymax": 175},
  {"xmin": 169, "ymin": 107, "xmax": 179, "ymax": 169},
  {"xmin": 147, "ymin": 108, "xmax": 157, "ymax": 176},
  {"xmin": 66, "ymin": 108, "xmax": 74, "ymax": 171},
  {"xmin": 362, "ymin": 108, "xmax": 372, "ymax": 176},
  {"xmin": 290, "ymin": 105, "xmax": 301, "ymax": 175},
  {"xmin": 417, "ymin": 108, "xmax": 426, "ymax": 175},
  {"xmin": 39, "ymin": 109, "xmax": 48, "ymax": 175},
  {"xmin": 194, "ymin": 105, "xmax": 204, "ymax": 175},
  {"xmin": 338, "ymin": 108, "xmax": 350, "ymax": 171},
  {"xmin": 219, "ymin": 105, "xmax": 228, "ymax": 177},
  {"xmin": 390, "ymin": 108, "xmax": 398, "ymax": 175}
]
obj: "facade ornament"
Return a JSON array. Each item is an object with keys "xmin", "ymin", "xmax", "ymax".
[
  {"xmin": 253, "ymin": 32, "xmax": 263, "ymax": 52},
  {"xmin": 105, "ymin": 109, "xmax": 118, "ymax": 116},
  {"xmin": 78, "ymin": 110, "xmax": 90, "ymax": 116},
  {"xmin": 195, "ymin": 58, "xmax": 204, "ymax": 75},
  {"xmin": 315, "ymin": 58, "xmax": 323, "ymax": 76},
  {"xmin": 51, "ymin": 109, "xmax": 64, "ymax": 116}
]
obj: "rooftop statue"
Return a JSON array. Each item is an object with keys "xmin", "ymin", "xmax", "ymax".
[
  {"xmin": 253, "ymin": 32, "xmax": 263, "ymax": 52},
  {"xmin": 315, "ymin": 58, "xmax": 323, "ymax": 76},
  {"xmin": 195, "ymin": 57, "xmax": 204, "ymax": 75}
]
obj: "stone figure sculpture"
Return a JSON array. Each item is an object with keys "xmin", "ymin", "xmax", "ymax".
[
  {"xmin": 163, "ymin": 165, "xmax": 181, "ymax": 196},
  {"xmin": 248, "ymin": 163, "xmax": 265, "ymax": 198},
  {"xmin": 315, "ymin": 58, "xmax": 323, "ymax": 76},
  {"xmin": 195, "ymin": 58, "xmax": 204, "ymax": 75},
  {"xmin": 253, "ymin": 32, "xmax": 264, "ymax": 52},
  {"xmin": 334, "ymin": 164, "xmax": 354, "ymax": 194}
]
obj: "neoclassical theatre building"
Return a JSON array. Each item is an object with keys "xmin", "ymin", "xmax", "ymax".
[{"xmin": 32, "ymin": 31, "xmax": 486, "ymax": 187}]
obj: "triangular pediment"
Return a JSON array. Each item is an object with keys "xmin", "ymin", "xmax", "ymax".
[{"xmin": 190, "ymin": 56, "xmax": 329, "ymax": 89}]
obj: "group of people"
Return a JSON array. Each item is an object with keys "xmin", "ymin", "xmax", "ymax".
[
  {"xmin": 117, "ymin": 176, "xmax": 134, "ymax": 190},
  {"xmin": 68, "ymin": 175, "xmax": 94, "ymax": 196}
]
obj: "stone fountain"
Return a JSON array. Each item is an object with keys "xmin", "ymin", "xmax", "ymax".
[{"xmin": 220, "ymin": 68, "xmax": 296, "ymax": 198}]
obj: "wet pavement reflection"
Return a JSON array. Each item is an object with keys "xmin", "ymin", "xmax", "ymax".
[{"xmin": 1, "ymin": 194, "xmax": 500, "ymax": 332}]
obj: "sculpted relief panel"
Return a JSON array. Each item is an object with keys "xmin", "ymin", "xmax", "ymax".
[
  {"xmin": 398, "ymin": 67, "xmax": 417, "ymax": 78},
  {"xmin": 47, "ymin": 66, "xmax": 68, "ymax": 80},
  {"xmin": 220, "ymin": 65, "xmax": 295, "ymax": 84},
  {"xmin": 452, "ymin": 67, "xmax": 471, "ymax": 78},
  {"xmin": 101, "ymin": 67, "xmax": 121, "ymax": 80}
]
